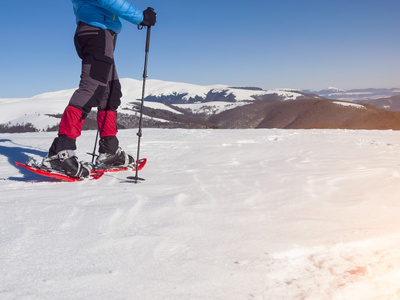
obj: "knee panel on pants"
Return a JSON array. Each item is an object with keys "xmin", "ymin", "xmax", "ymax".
[{"xmin": 81, "ymin": 84, "xmax": 107, "ymax": 113}]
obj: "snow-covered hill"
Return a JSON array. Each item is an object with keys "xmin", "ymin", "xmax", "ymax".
[
  {"xmin": 2, "ymin": 128, "xmax": 400, "ymax": 299},
  {"xmin": 0, "ymin": 78, "xmax": 313, "ymax": 132},
  {"xmin": 2, "ymin": 79, "xmax": 400, "ymax": 132},
  {"xmin": 304, "ymin": 87, "xmax": 400, "ymax": 101},
  {"xmin": 121, "ymin": 78, "xmax": 305, "ymax": 103}
]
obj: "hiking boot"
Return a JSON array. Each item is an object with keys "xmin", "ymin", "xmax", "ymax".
[
  {"xmin": 42, "ymin": 149, "xmax": 91, "ymax": 178},
  {"xmin": 95, "ymin": 147, "xmax": 134, "ymax": 169}
]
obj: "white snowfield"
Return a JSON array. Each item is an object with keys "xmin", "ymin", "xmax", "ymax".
[
  {"xmin": 332, "ymin": 101, "xmax": 366, "ymax": 110},
  {"xmin": 1, "ymin": 128, "xmax": 400, "ymax": 299}
]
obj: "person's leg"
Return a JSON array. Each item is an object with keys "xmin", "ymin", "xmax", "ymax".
[
  {"xmin": 45, "ymin": 23, "xmax": 115, "ymax": 176},
  {"xmin": 95, "ymin": 73, "xmax": 135, "ymax": 168},
  {"xmin": 94, "ymin": 34, "xmax": 134, "ymax": 168},
  {"xmin": 96, "ymin": 105, "xmax": 134, "ymax": 168},
  {"xmin": 48, "ymin": 106, "xmax": 86, "ymax": 156},
  {"xmin": 97, "ymin": 64, "xmax": 121, "ymax": 155}
]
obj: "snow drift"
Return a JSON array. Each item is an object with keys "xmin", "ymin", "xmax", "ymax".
[{"xmin": 1, "ymin": 128, "xmax": 400, "ymax": 299}]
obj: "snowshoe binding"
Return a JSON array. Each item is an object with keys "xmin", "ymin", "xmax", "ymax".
[
  {"xmin": 95, "ymin": 147, "xmax": 134, "ymax": 171},
  {"xmin": 41, "ymin": 150, "xmax": 92, "ymax": 179}
]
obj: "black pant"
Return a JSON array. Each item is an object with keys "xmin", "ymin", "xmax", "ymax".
[{"xmin": 69, "ymin": 22, "xmax": 122, "ymax": 114}]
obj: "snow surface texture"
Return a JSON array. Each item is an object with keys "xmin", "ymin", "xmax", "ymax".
[{"xmin": 1, "ymin": 129, "xmax": 400, "ymax": 299}]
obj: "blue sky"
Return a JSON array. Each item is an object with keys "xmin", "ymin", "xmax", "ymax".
[{"xmin": 1, "ymin": 0, "xmax": 400, "ymax": 97}]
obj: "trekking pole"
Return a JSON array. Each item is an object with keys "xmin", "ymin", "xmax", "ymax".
[
  {"xmin": 88, "ymin": 110, "xmax": 109, "ymax": 163},
  {"xmin": 87, "ymin": 130, "xmax": 100, "ymax": 163},
  {"xmin": 127, "ymin": 25, "xmax": 151, "ymax": 183}
]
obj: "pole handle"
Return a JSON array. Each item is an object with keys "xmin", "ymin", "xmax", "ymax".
[{"xmin": 145, "ymin": 26, "xmax": 151, "ymax": 53}]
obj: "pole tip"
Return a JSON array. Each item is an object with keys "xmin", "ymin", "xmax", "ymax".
[{"xmin": 127, "ymin": 176, "xmax": 145, "ymax": 183}]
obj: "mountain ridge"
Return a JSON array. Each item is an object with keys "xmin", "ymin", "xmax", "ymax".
[{"xmin": 1, "ymin": 78, "xmax": 400, "ymax": 132}]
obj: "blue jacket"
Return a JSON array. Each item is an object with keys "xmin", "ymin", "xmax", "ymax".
[{"xmin": 71, "ymin": 0, "xmax": 144, "ymax": 33}]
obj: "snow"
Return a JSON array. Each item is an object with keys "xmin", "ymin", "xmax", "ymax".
[
  {"xmin": 120, "ymin": 78, "xmax": 304, "ymax": 102},
  {"xmin": 2, "ymin": 128, "xmax": 400, "ymax": 299},
  {"xmin": 326, "ymin": 87, "xmax": 346, "ymax": 92},
  {"xmin": 266, "ymin": 89, "xmax": 302, "ymax": 101},
  {"xmin": 332, "ymin": 101, "xmax": 366, "ymax": 109},
  {"xmin": 124, "ymin": 100, "xmax": 184, "ymax": 116},
  {"xmin": 121, "ymin": 78, "xmax": 272, "ymax": 102},
  {"xmin": 174, "ymin": 101, "xmax": 249, "ymax": 115},
  {"xmin": 329, "ymin": 92, "xmax": 374, "ymax": 97},
  {"xmin": 0, "ymin": 90, "xmax": 72, "ymax": 129}
]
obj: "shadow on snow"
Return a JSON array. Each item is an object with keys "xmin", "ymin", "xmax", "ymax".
[{"xmin": 0, "ymin": 139, "xmax": 52, "ymax": 182}]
